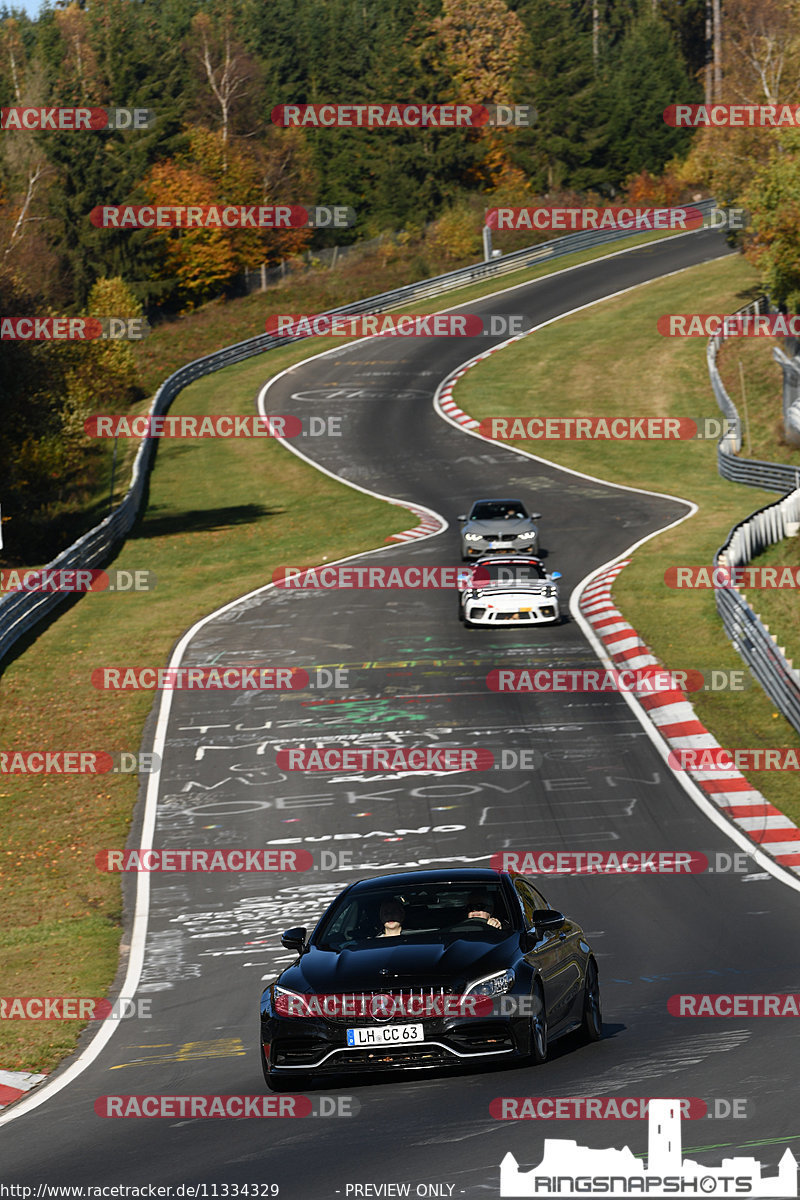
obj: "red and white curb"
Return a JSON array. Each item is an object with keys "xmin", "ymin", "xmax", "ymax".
[
  {"xmin": 386, "ymin": 501, "xmax": 445, "ymax": 543},
  {"xmin": 580, "ymin": 562, "xmax": 800, "ymax": 875},
  {"xmin": 0, "ymin": 1069, "xmax": 47, "ymax": 1109},
  {"xmin": 437, "ymin": 341, "xmax": 518, "ymax": 430}
]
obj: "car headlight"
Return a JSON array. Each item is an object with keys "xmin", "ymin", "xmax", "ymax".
[
  {"xmin": 465, "ymin": 969, "xmax": 515, "ymax": 997},
  {"xmin": 273, "ymin": 986, "xmax": 318, "ymax": 1017},
  {"xmin": 516, "ymin": 531, "xmax": 537, "ymax": 540},
  {"xmin": 464, "ymin": 533, "xmax": 484, "ymax": 542}
]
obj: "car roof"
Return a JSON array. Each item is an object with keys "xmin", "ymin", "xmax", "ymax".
[
  {"xmin": 469, "ymin": 498, "xmax": 525, "ymax": 506},
  {"xmin": 472, "ymin": 555, "xmax": 545, "ymax": 566},
  {"xmin": 345, "ymin": 868, "xmax": 504, "ymax": 894}
]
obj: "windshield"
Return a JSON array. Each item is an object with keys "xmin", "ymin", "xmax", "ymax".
[
  {"xmin": 314, "ymin": 881, "xmax": 514, "ymax": 951},
  {"xmin": 472, "ymin": 563, "xmax": 547, "ymax": 585},
  {"xmin": 470, "ymin": 501, "xmax": 528, "ymax": 522}
]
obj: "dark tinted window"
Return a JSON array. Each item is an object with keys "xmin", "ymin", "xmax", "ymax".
[
  {"xmin": 314, "ymin": 882, "xmax": 513, "ymax": 950},
  {"xmin": 473, "ymin": 563, "xmax": 546, "ymax": 584},
  {"xmin": 470, "ymin": 501, "xmax": 528, "ymax": 521}
]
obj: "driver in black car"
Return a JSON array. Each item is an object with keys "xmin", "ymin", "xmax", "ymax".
[{"xmin": 465, "ymin": 891, "xmax": 502, "ymax": 929}]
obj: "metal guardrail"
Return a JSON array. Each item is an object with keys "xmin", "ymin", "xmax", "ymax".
[
  {"xmin": 708, "ymin": 299, "xmax": 800, "ymax": 734},
  {"xmin": 0, "ymin": 199, "xmax": 719, "ymax": 665},
  {"xmin": 715, "ymin": 489, "xmax": 800, "ymax": 734},
  {"xmin": 708, "ymin": 296, "xmax": 800, "ymax": 491}
]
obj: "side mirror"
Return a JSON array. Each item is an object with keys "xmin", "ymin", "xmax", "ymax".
[
  {"xmin": 529, "ymin": 909, "xmax": 566, "ymax": 936},
  {"xmin": 550, "ymin": 571, "xmax": 562, "ymax": 580},
  {"xmin": 280, "ymin": 926, "xmax": 307, "ymax": 952},
  {"xmin": 531, "ymin": 512, "xmax": 542, "ymax": 520},
  {"xmin": 457, "ymin": 514, "xmax": 467, "ymax": 522}
]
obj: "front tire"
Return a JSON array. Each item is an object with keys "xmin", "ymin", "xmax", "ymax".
[
  {"xmin": 529, "ymin": 983, "xmax": 548, "ymax": 1064},
  {"xmin": 581, "ymin": 959, "xmax": 602, "ymax": 1042}
]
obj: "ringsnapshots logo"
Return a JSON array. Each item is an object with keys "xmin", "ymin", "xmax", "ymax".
[
  {"xmin": 0, "ymin": 106, "xmax": 155, "ymax": 131},
  {"xmin": 478, "ymin": 417, "xmax": 736, "ymax": 441},
  {"xmin": 664, "ymin": 103, "xmax": 800, "ymax": 127},
  {"xmin": 1, "ymin": 317, "xmax": 149, "ymax": 340},
  {"xmin": 498, "ymin": 1098, "xmax": 797, "ymax": 1197},
  {"xmin": 265, "ymin": 313, "xmax": 527, "ymax": 338},
  {"xmin": 89, "ymin": 205, "xmax": 354, "ymax": 230},
  {"xmin": 486, "ymin": 206, "xmax": 703, "ymax": 232},
  {"xmin": 271, "ymin": 103, "xmax": 534, "ymax": 128}
]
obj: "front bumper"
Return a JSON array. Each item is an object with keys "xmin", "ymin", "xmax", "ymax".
[
  {"xmin": 462, "ymin": 542, "xmax": 537, "ymax": 558},
  {"xmin": 261, "ymin": 1013, "xmax": 526, "ymax": 1076},
  {"xmin": 464, "ymin": 600, "xmax": 559, "ymax": 625}
]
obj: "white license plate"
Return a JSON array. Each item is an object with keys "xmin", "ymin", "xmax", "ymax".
[
  {"xmin": 489, "ymin": 542, "xmax": 507, "ymax": 549},
  {"xmin": 346, "ymin": 1023, "xmax": 424, "ymax": 1046}
]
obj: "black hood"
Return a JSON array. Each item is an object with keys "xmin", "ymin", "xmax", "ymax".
[{"xmin": 277, "ymin": 935, "xmax": 516, "ymax": 994}]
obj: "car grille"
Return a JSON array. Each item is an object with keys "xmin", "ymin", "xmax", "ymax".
[{"xmin": 322, "ymin": 987, "xmax": 454, "ymax": 1025}]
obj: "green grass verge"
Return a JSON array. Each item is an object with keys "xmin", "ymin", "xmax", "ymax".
[{"xmin": 454, "ymin": 253, "xmax": 800, "ymax": 829}]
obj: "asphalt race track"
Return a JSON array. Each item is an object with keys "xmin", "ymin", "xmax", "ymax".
[{"xmin": 4, "ymin": 229, "xmax": 800, "ymax": 1198}]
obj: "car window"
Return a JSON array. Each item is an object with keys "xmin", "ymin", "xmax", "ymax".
[
  {"xmin": 514, "ymin": 879, "xmax": 549, "ymax": 924},
  {"xmin": 473, "ymin": 563, "xmax": 546, "ymax": 584},
  {"xmin": 314, "ymin": 883, "xmax": 513, "ymax": 950},
  {"xmin": 470, "ymin": 502, "xmax": 528, "ymax": 521}
]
